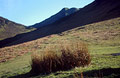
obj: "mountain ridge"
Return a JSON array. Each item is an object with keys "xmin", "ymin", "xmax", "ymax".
[{"xmin": 30, "ymin": 7, "xmax": 79, "ymax": 28}]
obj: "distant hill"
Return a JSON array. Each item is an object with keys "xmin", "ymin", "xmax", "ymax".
[
  {"xmin": 30, "ymin": 8, "xmax": 79, "ymax": 28},
  {"xmin": 0, "ymin": 0, "xmax": 120, "ymax": 47},
  {"xmin": 0, "ymin": 17, "xmax": 33, "ymax": 40}
]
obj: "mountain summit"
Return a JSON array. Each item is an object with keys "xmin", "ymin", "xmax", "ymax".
[{"xmin": 30, "ymin": 8, "xmax": 79, "ymax": 28}]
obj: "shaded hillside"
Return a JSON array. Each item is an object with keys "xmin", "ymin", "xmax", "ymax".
[
  {"xmin": 0, "ymin": 17, "xmax": 33, "ymax": 40},
  {"xmin": 30, "ymin": 8, "xmax": 79, "ymax": 28},
  {"xmin": 0, "ymin": 0, "xmax": 120, "ymax": 47}
]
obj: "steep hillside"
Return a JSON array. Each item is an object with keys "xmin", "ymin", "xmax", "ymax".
[
  {"xmin": 0, "ymin": 17, "xmax": 120, "ymax": 78},
  {"xmin": 0, "ymin": 0, "xmax": 120, "ymax": 47},
  {"xmin": 0, "ymin": 17, "xmax": 120, "ymax": 63},
  {"xmin": 0, "ymin": 17, "xmax": 33, "ymax": 40},
  {"xmin": 30, "ymin": 8, "xmax": 79, "ymax": 28}
]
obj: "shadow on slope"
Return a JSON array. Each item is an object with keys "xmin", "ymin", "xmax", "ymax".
[
  {"xmin": 8, "ymin": 68, "xmax": 120, "ymax": 78},
  {"xmin": 63, "ymin": 68, "xmax": 120, "ymax": 78},
  {"xmin": 8, "ymin": 72, "xmax": 32, "ymax": 78},
  {"xmin": 0, "ymin": 0, "xmax": 120, "ymax": 48}
]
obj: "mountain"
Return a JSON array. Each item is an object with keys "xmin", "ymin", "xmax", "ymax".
[
  {"xmin": 0, "ymin": 0, "xmax": 120, "ymax": 47},
  {"xmin": 30, "ymin": 8, "xmax": 79, "ymax": 28},
  {"xmin": 0, "ymin": 17, "xmax": 33, "ymax": 40}
]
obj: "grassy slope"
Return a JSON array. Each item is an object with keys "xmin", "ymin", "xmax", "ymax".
[
  {"xmin": 0, "ymin": 17, "xmax": 120, "ymax": 78},
  {"xmin": 0, "ymin": 17, "xmax": 34, "ymax": 40},
  {"xmin": 0, "ymin": 25, "xmax": 28, "ymax": 40}
]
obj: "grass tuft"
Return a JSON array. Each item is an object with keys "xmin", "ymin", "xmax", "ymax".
[{"xmin": 30, "ymin": 41, "xmax": 91, "ymax": 75}]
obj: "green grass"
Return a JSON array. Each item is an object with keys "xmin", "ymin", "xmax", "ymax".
[
  {"xmin": 0, "ymin": 44, "xmax": 120, "ymax": 78},
  {"xmin": 89, "ymin": 45, "xmax": 120, "ymax": 55},
  {"xmin": 0, "ymin": 53, "xmax": 31, "ymax": 78}
]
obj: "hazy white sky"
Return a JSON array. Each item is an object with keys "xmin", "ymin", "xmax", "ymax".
[{"xmin": 0, "ymin": 0, "xmax": 94, "ymax": 26}]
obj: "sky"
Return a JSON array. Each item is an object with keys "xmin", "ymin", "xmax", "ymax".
[{"xmin": 0, "ymin": 0, "xmax": 94, "ymax": 26}]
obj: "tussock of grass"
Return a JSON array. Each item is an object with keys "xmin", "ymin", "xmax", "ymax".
[{"xmin": 30, "ymin": 41, "xmax": 91, "ymax": 75}]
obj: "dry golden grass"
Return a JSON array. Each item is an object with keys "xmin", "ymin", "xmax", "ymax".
[{"xmin": 30, "ymin": 41, "xmax": 91, "ymax": 75}]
